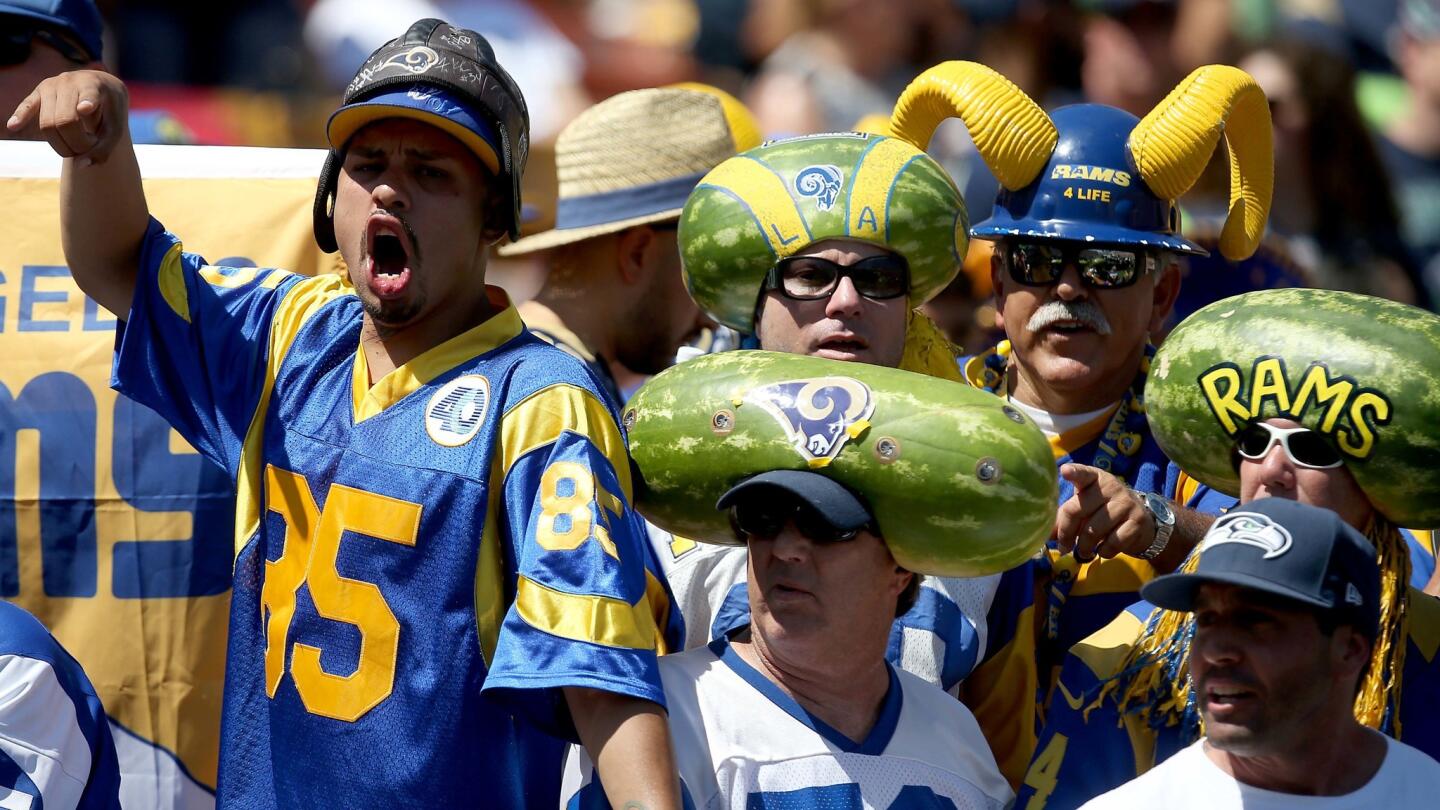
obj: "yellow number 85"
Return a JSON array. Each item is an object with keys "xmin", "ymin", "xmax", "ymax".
[
  {"xmin": 536, "ymin": 461, "xmax": 624, "ymax": 560},
  {"xmin": 262, "ymin": 466, "xmax": 422, "ymax": 722}
]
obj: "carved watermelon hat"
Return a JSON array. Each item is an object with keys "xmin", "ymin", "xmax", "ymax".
[
  {"xmin": 678, "ymin": 132, "xmax": 967, "ymax": 333},
  {"xmin": 1148, "ymin": 288, "xmax": 1440, "ymax": 527}
]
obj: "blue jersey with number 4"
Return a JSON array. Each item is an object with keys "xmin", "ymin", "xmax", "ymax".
[{"xmin": 112, "ymin": 219, "xmax": 680, "ymax": 809}]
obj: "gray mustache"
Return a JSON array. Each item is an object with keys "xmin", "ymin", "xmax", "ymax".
[{"xmin": 1026, "ymin": 300, "xmax": 1112, "ymax": 335}]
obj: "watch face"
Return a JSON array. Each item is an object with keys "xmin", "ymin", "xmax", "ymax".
[{"xmin": 1149, "ymin": 494, "xmax": 1176, "ymax": 524}]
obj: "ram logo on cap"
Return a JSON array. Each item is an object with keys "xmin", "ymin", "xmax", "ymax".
[{"xmin": 1201, "ymin": 512, "xmax": 1294, "ymax": 559}]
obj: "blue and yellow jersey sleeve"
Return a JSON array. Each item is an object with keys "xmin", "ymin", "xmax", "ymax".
[
  {"xmin": 111, "ymin": 218, "xmax": 309, "ymax": 476},
  {"xmin": 482, "ymin": 381, "xmax": 677, "ymax": 738},
  {"xmin": 1015, "ymin": 603, "xmax": 1164, "ymax": 810}
]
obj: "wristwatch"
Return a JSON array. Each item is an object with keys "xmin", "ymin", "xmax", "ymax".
[{"xmin": 1132, "ymin": 490, "xmax": 1176, "ymax": 561}]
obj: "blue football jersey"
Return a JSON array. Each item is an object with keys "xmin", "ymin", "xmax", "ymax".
[
  {"xmin": 112, "ymin": 219, "xmax": 681, "ymax": 808},
  {"xmin": 0, "ymin": 601, "xmax": 121, "ymax": 809}
]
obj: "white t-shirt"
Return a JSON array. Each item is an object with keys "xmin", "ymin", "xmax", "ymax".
[
  {"xmin": 1081, "ymin": 735, "xmax": 1440, "ymax": 809},
  {"xmin": 649, "ymin": 525, "xmax": 1001, "ymax": 693},
  {"xmin": 562, "ymin": 635, "xmax": 1014, "ymax": 809}
]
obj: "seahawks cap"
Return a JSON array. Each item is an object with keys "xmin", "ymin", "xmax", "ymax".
[{"xmin": 1142, "ymin": 498, "xmax": 1381, "ymax": 638}]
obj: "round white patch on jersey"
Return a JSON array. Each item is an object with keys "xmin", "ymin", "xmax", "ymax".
[{"xmin": 425, "ymin": 374, "xmax": 491, "ymax": 447}]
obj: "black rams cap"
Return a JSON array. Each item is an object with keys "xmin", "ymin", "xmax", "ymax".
[
  {"xmin": 716, "ymin": 470, "xmax": 874, "ymax": 534},
  {"xmin": 1142, "ymin": 498, "xmax": 1381, "ymax": 638},
  {"xmin": 312, "ymin": 18, "xmax": 530, "ymax": 250}
]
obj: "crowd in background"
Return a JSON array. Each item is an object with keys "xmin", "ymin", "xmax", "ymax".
[{"xmin": 74, "ymin": 0, "xmax": 1440, "ymax": 351}]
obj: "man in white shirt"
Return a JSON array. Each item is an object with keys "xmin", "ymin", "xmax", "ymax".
[
  {"xmin": 565, "ymin": 470, "xmax": 1014, "ymax": 809},
  {"xmin": 1083, "ymin": 497, "xmax": 1440, "ymax": 808}
]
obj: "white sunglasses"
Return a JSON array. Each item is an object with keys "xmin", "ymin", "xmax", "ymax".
[{"xmin": 1235, "ymin": 422, "xmax": 1344, "ymax": 470}]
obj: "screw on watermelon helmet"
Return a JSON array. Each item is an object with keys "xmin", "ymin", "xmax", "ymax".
[
  {"xmin": 885, "ymin": 61, "xmax": 1274, "ymax": 262},
  {"xmin": 312, "ymin": 18, "xmax": 530, "ymax": 251}
]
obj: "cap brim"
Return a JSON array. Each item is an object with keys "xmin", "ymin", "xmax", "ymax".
[
  {"xmin": 970, "ymin": 219, "xmax": 1208, "ymax": 256},
  {"xmin": 497, "ymin": 208, "xmax": 682, "ymax": 256},
  {"xmin": 715, "ymin": 470, "xmax": 873, "ymax": 533},
  {"xmin": 1141, "ymin": 570, "xmax": 1335, "ymax": 614},
  {"xmin": 328, "ymin": 92, "xmax": 501, "ymax": 175}
]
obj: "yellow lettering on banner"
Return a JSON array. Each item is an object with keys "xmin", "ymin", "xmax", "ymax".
[
  {"xmin": 1022, "ymin": 732, "xmax": 1069, "ymax": 809},
  {"xmin": 1249, "ymin": 357, "xmax": 1291, "ymax": 417},
  {"xmin": 1291, "ymin": 364, "xmax": 1355, "ymax": 434},
  {"xmin": 262, "ymin": 465, "xmax": 422, "ymax": 722},
  {"xmin": 1199, "ymin": 364, "xmax": 1250, "ymax": 435}
]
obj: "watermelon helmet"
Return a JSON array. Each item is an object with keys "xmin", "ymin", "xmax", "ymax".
[
  {"xmin": 885, "ymin": 62, "xmax": 1273, "ymax": 262},
  {"xmin": 679, "ymin": 133, "xmax": 968, "ymax": 335},
  {"xmin": 313, "ymin": 18, "xmax": 530, "ymax": 251},
  {"xmin": 1148, "ymin": 288, "xmax": 1440, "ymax": 528}
]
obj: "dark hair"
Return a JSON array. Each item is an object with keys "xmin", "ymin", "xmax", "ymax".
[{"xmin": 1252, "ymin": 39, "xmax": 1413, "ymax": 274}]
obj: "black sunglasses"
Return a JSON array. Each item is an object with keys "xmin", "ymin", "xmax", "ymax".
[
  {"xmin": 764, "ymin": 254, "xmax": 910, "ymax": 301},
  {"xmin": 1004, "ymin": 241, "xmax": 1156, "ymax": 290},
  {"xmin": 0, "ymin": 24, "xmax": 91, "ymax": 67},
  {"xmin": 730, "ymin": 498, "xmax": 866, "ymax": 544},
  {"xmin": 1235, "ymin": 423, "xmax": 1344, "ymax": 470}
]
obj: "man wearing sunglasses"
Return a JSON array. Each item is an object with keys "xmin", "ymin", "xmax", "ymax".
[
  {"xmin": 564, "ymin": 469, "xmax": 1014, "ymax": 809},
  {"xmin": 0, "ymin": 0, "xmax": 100, "ymax": 141},
  {"xmin": 1017, "ymin": 288, "xmax": 1440, "ymax": 808},
  {"xmin": 658, "ymin": 132, "xmax": 1009, "ymax": 706}
]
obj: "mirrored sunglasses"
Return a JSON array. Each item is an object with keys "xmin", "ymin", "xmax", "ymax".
[
  {"xmin": 1006, "ymin": 241, "xmax": 1155, "ymax": 289},
  {"xmin": 1235, "ymin": 422, "xmax": 1344, "ymax": 470}
]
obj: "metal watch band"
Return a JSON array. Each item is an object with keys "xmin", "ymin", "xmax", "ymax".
[{"xmin": 1135, "ymin": 491, "xmax": 1175, "ymax": 561}]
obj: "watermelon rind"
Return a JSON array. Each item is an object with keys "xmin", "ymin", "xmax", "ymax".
[
  {"xmin": 625, "ymin": 350, "xmax": 1058, "ymax": 578},
  {"xmin": 1148, "ymin": 288, "xmax": 1440, "ymax": 527}
]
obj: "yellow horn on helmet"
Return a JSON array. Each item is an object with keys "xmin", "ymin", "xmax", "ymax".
[
  {"xmin": 1128, "ymin": 65, "xmax": 1274, "ymax": 261},
  {"xmin": 888, "ymin": 61, "xmax": 1057, "ymax": 191}
]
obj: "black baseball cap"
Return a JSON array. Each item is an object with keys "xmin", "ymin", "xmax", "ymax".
[
  {"xmin": 1142, "ymin": 498, "xmax": 1381, "ymax": 638},
  {"xmin": 716, "ymin": 470, "xmax": 874, "ymax": 534}
]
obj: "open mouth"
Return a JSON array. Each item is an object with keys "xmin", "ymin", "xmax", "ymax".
[
  {"xmin": 365, "ymin": 216, "xmax": 414, "ymax": 300},
  {"xmin": 816, "ymin": 334, "xmax": 869, "ymax": 355}
]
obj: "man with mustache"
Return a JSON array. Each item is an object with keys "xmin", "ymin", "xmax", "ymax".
[
  {"xmin": 1017, "ymin": 289, "xmax": 1440, "ymax": 808},
  {"xmin": 941, "ymin": 61, "xmax": 1275, "ymax": 782},
  {"xmin": 1081, "ymin": 499, "xmax": 1440, "ymax": 808},
  {"xmin": 12, "ymin": 18, "xmax": 683, "ymax": 809}
]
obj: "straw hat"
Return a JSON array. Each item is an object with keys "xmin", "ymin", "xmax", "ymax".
[{"xmin": 498, "ymin": 84, "xmax": 760, "ymax": 255}]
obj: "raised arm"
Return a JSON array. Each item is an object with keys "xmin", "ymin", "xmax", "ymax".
[{"xmin": 8, "ymin": 69, "xmax": 148, "ymax": 318}]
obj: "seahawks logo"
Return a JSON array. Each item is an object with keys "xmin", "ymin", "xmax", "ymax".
[
  {"xmin": 425, "ymin": 374, "xmax": 490, "ymax": 447},
  {"xmin": 746, "ymin": 377, "xmax": 875, "ymax": 467},
  {"xmin": 1201, "ymin": 512, "xmax": 1293, "ymax": 559},
  {"xmin": 794, "ymin": 165, "xmax": 844, "ymax": 211}
]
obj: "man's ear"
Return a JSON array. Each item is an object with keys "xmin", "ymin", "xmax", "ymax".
[
  {"xmin": 1334, "ymin": 625, "xmax": 1373, "ymax": 688},
  {"xmin": 1147, "ymin": 258, "xmax": 1184, "ymax": 333},
  {"xmin": 614, "ymin": 226, "xmax": 655, "ymax": 285}
]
